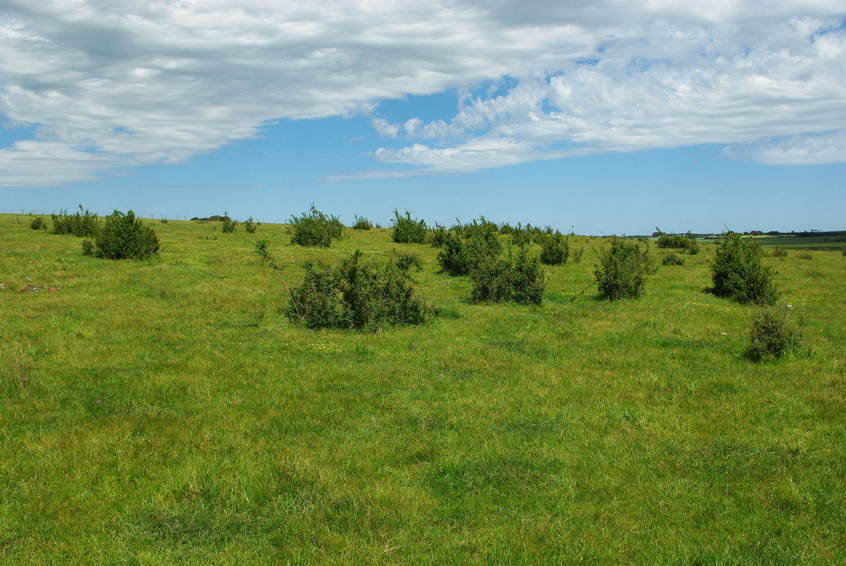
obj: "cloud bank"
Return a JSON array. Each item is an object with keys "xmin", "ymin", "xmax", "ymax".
[{"xmin": 1, "ymin": 1, "xmax": 844, "ymax": 186}]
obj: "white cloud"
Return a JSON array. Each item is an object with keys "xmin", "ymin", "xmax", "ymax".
[{"xmin": 0, "ymin": 1, "xmax": 844, "ymax": 186}]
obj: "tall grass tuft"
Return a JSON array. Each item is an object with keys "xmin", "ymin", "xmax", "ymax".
[{"xmin": 353, "ymin": 216, "xmax": 373, "ymax": 230}]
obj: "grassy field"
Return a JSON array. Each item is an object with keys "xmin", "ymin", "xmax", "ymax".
[{"xmin": 2, "ymin": 213, "xmax": 845, "ymax": 564}]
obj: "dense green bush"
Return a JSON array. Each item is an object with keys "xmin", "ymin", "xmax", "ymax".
[
  {"xmin": 352, "ymin": 216, "xmax": 373, "ymax": 230},
  {"xmin": 286, "ymin": 250, "xmax": 429, "ymax": 329},
  {"xmin": 30, "ymin": 217, "xmax": 46, "ymax": 230},
  {"xmin": 394, "ymin": 252, "xmax": 422, "ymax": 271},
  {"xmin": 470, "ymin": 247, "xmax": 545, "ymax": 305},
  {"xmin": 662, "ymin": 252, "xmax": 685, "ymax": 266},
  {"xmin": 656, "ymin": 230, "xmax": 699, "ymax": 254},
  {"xmin": 437, "ymin": 230, "xmax": 502, "ymax": 276},
  {"xmin": 93, "ymin": 210, "xmax": 160, "ymax": 260},
  {"xmin": 221, "ymin": 218, "xmax": 237, "ymax": 233},
  {"xmin": 290, "ymin": 206, "xmax": 343, "ymax": 247},
  {"xmin": 81, "ymin": 239, "xmax": 94, "ymax": 256},
  {"xmin": 429, "ymin": 224, "xmax": 448, "ymax": 248},
  {"xmin": 244, "ymin": 217, "xmax": 257, "ymax": 234},
  {"xmin": 594, "ymin": 238, "xmax": 653, "ymax": 300},
  {"xmin": 539, "ymin": 233, "xmax": 569, "ymax": 265},
  {"xmin": 711, "ymin": 232, "xmax": 778, "ymax": 305},
  {"xmin": 51, "ymin": 205, "xmax": 99, "ymax": 237},
  {"xmin": 748, "ymin": 308, "xmax": 802, "ymax": 361},
  {"xmin": 391, "ymin": 210, "xmax": 427, "ymax": 243}
]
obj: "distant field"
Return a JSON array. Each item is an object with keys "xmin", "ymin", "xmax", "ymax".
[
  {"xmin": 750, "ymin": 235, "xmax": 846, "ymax": 250},
  {"xmin": 2, "ymin": 213, "xmax": 845, "ymax": 564}
]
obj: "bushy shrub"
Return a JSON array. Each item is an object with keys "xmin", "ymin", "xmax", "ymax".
[
  {"xmin": 81, "ymin": 239, "xmax": 94, "ymax": 256},
  {"xmin": 160, "ymin": 218, "xmax": 169, "ymax": 224},
  {"xmin": 394, "ymin": 252, "xmax": 422, "ymax": 271},
  {"xmin": 353, "ymin": 215, "xmax": 373, "ymax": 230},
  {"xmin": 470, "ymin": 247, "xmax": 545, "ymax": 305},
  {"xmin": 748, "ymin": 308, "xmax": 802, "ymax": 361},
  {"xmin": 93, "ymin": 210, "xmax": 160, "ymax": 260},
  {"xmin": 221, "ymin": 218, "xmax": 237, "ymax": 233},
  {"xmin": 51, "ymin": 205, "xmax": 99, "ymax": 237},
  {"xmin": 429, "ymin": 224, "xmax": 448, "ymax": 248},
  {"xmin": 286, "ymin": 250, "xmax": 429, "ymax": 329},
  {"xmin": 290, "ymin": 206, "xmax": 343, "ymax": 247},
  {"xmin": 30, "ymin": 217, "xmax": 46, "ymax": 230},
  {"xmin": 244, "ymin": 217, "xmax": 257, "ymax": 234},
  {"xmin": 437, "ymin": 230, "xmax": 502, "ymax": 276},
  {"xmin": 656, "ymin": 230, "xmax": 699, "ymax": 254},
  {"xmin": 711, "ymin": 232, "xmax": 778, "ymax": 305},
  {"xmin": 391, "ymin": 210, "xmax": 427, "ymax": 243},
  {"xmin": 539, "ymin": 233, "xmax": 569, "ymax": 265},
  {"xmin": 662, "ymin": 252, "xmax": 685, "ymax": 266},
  {"xmin": 594, "ymin": 238, "xmax": 653, "ymax": 300}
]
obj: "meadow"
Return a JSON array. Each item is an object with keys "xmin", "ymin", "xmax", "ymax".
[{"xmin": 1, "ymin": 212, "xmax": 845, "ymax": 564}]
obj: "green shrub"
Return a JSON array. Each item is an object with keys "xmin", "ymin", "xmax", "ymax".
[
  {"xmin": 394, "ymin": 252, "xmax": 422, "ymax": 271},
  {"xmin": 81, "ymin": 239, "xmax": 94, "ymax": 256},
  {"xmin": 711, "ymin": 232, "xmax": 778, "ymax": 305},
  {"xmin": 656, "ymin": 230, "xmax": 699, "ymax": 254},
  {"xmin": 392, "ymin": 210, "xmax": 427, "ymax": 243},
  {"xmin": 662, "ymin": 252, "xmax": 685, "ymax": 266},
  {"xmin": 30, "ymin": 217, "xmax": 46, "ymax": 230},
  {"xmin": 573, "ymin": 248, "xmax": 583, "ymax": 263},
  {"xmin": 160, "ymin": 218, "xmax": 169, "ymax": 224},
  {"xmin": 51, "ymin": 205, "xmax": 99, "ymax": 237},
  {"xmin": 353, "ymin": 216, "xmax": 373, "ymax": 230},
  {"xmin": 290, "ymin": 206, "xmax": 343, "ymax": 247},
  {"xmin": 748, "ymin": 308, "xmax": 802, "ymax": 361},
  {"xmin": 539, "ymin": 233, "xmax": 569, "ymax": 265},
  {"xmin": 93, "ymin": 210, "xmax": 160, "ymax": 260},
  {"xmin": 221, "ymin": 218, "xmax": 237, "ymax": 233},
  {"xmin": 437, "ymin": 230, "xmax": 502, "ymax": 276},
  {"xmin": 470, "ymin": 247, "xmax": 545, "ymax": 305},
  {"xmin": 244, "ymin": 217, "xmax": 257, "ymax": 234},
  {"xmin": 286, "ymin": 250, "xmax": 429, "ymax": 329},
  {"xmin": 254, "ymin": 239, "xmax": 282, "ymax": 270},
  {"xmin": 594, "ymin": 238, "xmax": 653, "ymax": 300},
  {"xmin": 429, "ymin": 224, "xmax": 449, "ymax": 248}
]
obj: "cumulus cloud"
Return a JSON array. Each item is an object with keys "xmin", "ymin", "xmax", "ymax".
[{"xmin": 0, "ymin": 1, "xmax": 844, "ymax": 186}]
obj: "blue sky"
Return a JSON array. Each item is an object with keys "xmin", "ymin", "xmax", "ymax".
[{"xmin": 1, "ymin": 2, "xmax": 844, "ymax": 234}]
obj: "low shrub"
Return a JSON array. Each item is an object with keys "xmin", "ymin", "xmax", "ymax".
[
  {"xmin": 93, "ymin": 210, "xmax": 160, "ymax": 260},
  {"xmin": 573, "ymin": 248, "xmax": 583, "ymax": 263},
  {"xmin": 747, "ymin": 308, "xmax": 802, "ymax": 361},
  {"xmin": 539, "ymin": 233, "xmax": 569, "ymax": 265},
  {"xmin": 81, "ymin": 239, "xmax": 94, "ymax": 256},
  {"xmin": 254, "ymin": 239, "xmax": 282, "ymax": 270},
  {"xmin": 429, "ymin": 224, "xmax": 449, "ymax": 248},
  {"xmin": 160, "ymin": 218, "xmax": 169, "ymax": 224},
  {"xmin": 353, "ymin": 216, "xmax": 373, "ymax": 230},
  {"xmin": 394, "ymin": 252, "xmax": 422, "ymax": 271},
  {"xmin": 30, "ymin": 217, "xmax": 46, "ymax": 230},
  {"xmin": 51, "ymin": 205, "xmax": 99, "ymax": 237},
  {"xmin": 656, "ymin": 230, "xmax": 699, "ymax": 254},
  {"xmin": 221, "ymin": 218, "xmax": 237, "ymax": 233},
  {"xmin": 594, "ymin": 238, "xmax": 653, "ymax": 300},
  {"xmin": 290, "ymin": 206, "xmax": 343, "ymax": 247},
  {"xmin": 244, "ymin": 217, "xmax": 257, "ymax": 234},
  {"xmin": 470, "ymin": 247, "xmax": 545, "ymax": 305},
  {"xmin": 711, "ymin": 232, "xmax": 778, "ymax": 305},
  {"xmin": 286, "ymin": 250, "xmax": 429, "ymax": 329},
  {"xmin": 770, "ymin": 246, "xmax": 788, "ymax": 258},
  {"xmin": 392, "ymin": 210, "xmax": 427, "ymax": 243},
  {"xmin": 438, "ymin": 230, "xmax": 502, "ymax": 276},
  {"xmin": 662, "ymin": 252, "xmax": 685, "ymax": 266}
]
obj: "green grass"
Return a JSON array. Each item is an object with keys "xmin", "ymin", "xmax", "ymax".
[{"xmin": 2, "ymin": 215, "xmax": 845, "ymax": 564}]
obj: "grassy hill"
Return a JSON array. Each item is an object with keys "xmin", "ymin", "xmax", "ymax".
[{"xmin": 2, "ymin": 213, "xmax": 845, "ymax": 564}]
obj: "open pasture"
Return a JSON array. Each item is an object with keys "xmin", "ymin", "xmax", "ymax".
[{"xmin": 2, "ymin": 213, "xmax": 845, "ymax": 564}]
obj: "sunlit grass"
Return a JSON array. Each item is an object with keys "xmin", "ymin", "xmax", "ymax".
[{"xmin": 1, "ymin": 214, "xmax": 845, "ymax": 564}]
